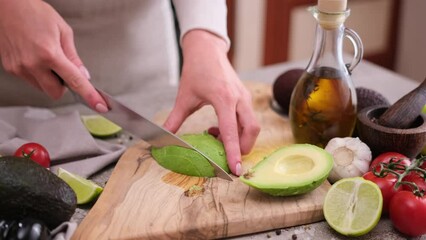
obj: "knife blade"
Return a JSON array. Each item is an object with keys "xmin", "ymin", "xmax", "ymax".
[{"xmin": 74, "ymin": 87, "xmax": 233, "ymax": 181}]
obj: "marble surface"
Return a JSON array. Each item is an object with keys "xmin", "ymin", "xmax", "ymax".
[{"xmin": 73, "ymin": 59, "xmax": 425, "ymax": 240}]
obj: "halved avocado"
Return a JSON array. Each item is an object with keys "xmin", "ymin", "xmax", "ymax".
[
  {"xmin": 151, "ymin": 132, "xmax": 230, "ymax": 177},
  {"xmin": 240, "ymin": 144, "xmax": 333, "ymax": 196}
]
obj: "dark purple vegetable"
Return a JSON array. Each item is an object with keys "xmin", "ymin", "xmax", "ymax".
[{"xmin": 0, "ymin": 218, "xmax": 51, "ymax": 240}]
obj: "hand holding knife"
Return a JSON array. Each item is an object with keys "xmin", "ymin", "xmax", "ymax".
[{"xmin": 54, "ymin": 71, "xmax": 233, "ymax": 181}]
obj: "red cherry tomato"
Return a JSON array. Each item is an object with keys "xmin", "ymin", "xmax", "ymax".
[
  {"xmin": 389, "ymin": 191, "xmax": 426, "ymax": 237},
  {"xmin": 363, "ymin": 171, "xmax": 401, "ymax": 215},
  {"xmin": 207, "ymin": 127, "xmax": 220, "ymax": 138},
  {"xmin": 14, "ymin": 142, "xmax": 51, "ymax": 168},
  {"xmin": 402, "ymin": 172, "xmax": 426, "ymax": 192},
  {"xmin": 421, "ymin": 160, "xmax": 426, "ymax": 170},
  {"xmin": 370, "ymin": 152, "xmax": 410, "ymax": 172}
]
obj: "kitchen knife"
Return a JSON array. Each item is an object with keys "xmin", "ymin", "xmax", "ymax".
[{"xmin": 72, "ymin": 86, "xmax": 233, "ymax": 181}]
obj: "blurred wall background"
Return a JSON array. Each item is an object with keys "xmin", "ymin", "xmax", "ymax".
[
  {"xmin": 228, "ymin": 0, "xmax": 425, "ymax": 82},
  {"xmin": 395, "ymin": 0, "xmax": 426, "ymax": 82}
]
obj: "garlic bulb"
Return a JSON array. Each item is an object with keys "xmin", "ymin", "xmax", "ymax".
[{"xmin": 325, "ymin": 137, "xmax": 372, "ymax": 183}]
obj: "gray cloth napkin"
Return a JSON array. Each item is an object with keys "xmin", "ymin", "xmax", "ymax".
[
  {"xmin": 0, "ymin": 106, "xmax": 126, "ymax": 239},
  {"xmin": 50, "ymin": 222, "xmax": 78, "ymax": 240},
  {"xmin": 0, "ymin": 106, "xmax": 126, "ymax": 177}
]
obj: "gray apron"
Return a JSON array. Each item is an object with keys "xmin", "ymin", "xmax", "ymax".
[{"xmin": 0, "ymin": 0, "xmax": 180, "ymax": 113}]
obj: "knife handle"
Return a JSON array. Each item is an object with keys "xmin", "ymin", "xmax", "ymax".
[
  {"xmin": 51, "ymin": 70, "xmax": 90, "ymax": 107},
  {"xmin": 52, "ymin": 70, "xmax": 65, "ymax": 85}
]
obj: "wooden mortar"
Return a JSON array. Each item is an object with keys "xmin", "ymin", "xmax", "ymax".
[
  {"xmin": 378, "ymin": 78, "xmax": 426, "ymax": 129},
  {"xmin": 357, "ymin": 105, "xmax": 426, "ymax": 158}
]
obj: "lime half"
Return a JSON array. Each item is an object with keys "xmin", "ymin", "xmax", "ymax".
[
  {"xmin": 323, "ymin": 177, "xmax": 383, "ymax": 237},
  {"xmin": 57, "ymin": 168, "xmax": 103, "ymax": 205},
  {"xmin": 81, "ymin": 115, "xmax": 122, "ymax": 138}
]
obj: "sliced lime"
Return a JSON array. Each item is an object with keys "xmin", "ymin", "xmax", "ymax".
[
  {"xmin": 57, "ymin": 168, "xmax": 103, "ymax": 205},
  {"xmin": 323, "ymin": 177, "xmax": 383, "ymax": 237},
  {"xmin": 81, "ymin": 115, "xmax": 122, "ymax": 138}
]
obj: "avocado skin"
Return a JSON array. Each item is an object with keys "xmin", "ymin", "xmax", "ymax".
[
  {"xmin": 244, "ymin": 174, "xmax": 329, "ymax": 196},
  {"xmin": 151, "ymin": 132, "xmax": 230, "ymax": 177},
  {"xmin": 0, "ymin": 156, "xmax": 77, "ymax": 229}
]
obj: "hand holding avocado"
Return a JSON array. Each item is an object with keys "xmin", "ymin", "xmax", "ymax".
[{"xmin": 162, "ymin": 30, "xmax": 261, "ymax": 177}]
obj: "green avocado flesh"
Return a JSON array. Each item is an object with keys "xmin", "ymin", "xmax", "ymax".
[
  {"xmin": 240, "ymin": 144, "xmax": 333, "ymax": 196},
  {"xmin": 151, "ymin": 132, "xmax": 230, "ymax": 177},
  {"xmin": 0, "ymin": 156, "xmax": 77, "ymax": 229}
]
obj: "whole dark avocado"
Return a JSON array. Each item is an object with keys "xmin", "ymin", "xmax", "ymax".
[
  {"xmin": 356, "ymin": 87, "xmax": 390, "ymax": 112},
  {"xmin": 272, "ymin": 68, "xmax": 304, "ymax": 115},
  {"xmin": 0, "ymin": 156, "xmax": 77, "ymax": 229},
  {"xmin": 353, "ymin": 87, "xmax": 391, "ymax": 137}
]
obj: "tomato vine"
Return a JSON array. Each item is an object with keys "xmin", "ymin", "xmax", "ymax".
[{"xmin": 373, "ymin": 155, "xmax": 426, "ymax": 197}]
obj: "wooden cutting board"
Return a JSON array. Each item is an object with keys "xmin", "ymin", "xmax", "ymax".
[{"xmin": 72, "ymin": 81, "xmax": 331, "ymax": 240}]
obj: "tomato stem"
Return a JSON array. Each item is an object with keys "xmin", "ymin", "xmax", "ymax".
[
  {"xmin": 373, "ymin": 156, "xmax": 426, "ymax": 197},
  {"xmin": 21, "ymin": 149, "xmax": 36, "ymax": 159}
]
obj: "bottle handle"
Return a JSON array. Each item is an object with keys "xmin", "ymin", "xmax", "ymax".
[{"xmin": 344, "ymin": 28, "xmax": 364, "ymax": 74}]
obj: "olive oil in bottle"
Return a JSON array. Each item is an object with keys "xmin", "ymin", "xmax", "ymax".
[
  {"xmin": 289, "ymin": 2, "xmax": 363, "ymax": 147},
  {"xmin": 289, "ymin": 67, "xmax": 357, "ymax": 147}
]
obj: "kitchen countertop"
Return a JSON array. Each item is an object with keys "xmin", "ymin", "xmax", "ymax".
[{"xmin": 72, "ymin": 59, "xmax": 425, "ymax": 240}]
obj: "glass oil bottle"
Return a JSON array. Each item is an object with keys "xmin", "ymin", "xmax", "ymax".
[{"xmin": 289, "ymin": 3, "xmax": 363, "ymax": 147}]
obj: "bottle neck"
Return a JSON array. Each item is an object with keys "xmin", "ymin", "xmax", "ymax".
[
  {"xmin": 305, "ymin": 6, "xmax": 351, "ymax": 76},
  {"xmin": 306, "ymin": 23, "xmax": 347, "ymax": 75}
]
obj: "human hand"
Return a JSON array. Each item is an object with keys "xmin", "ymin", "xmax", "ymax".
[
  {"xmin": 0, "ymin": 0, "xmax": 108, "ymax": 112},
  {"xmin": 163, "ymin": 30, "xmax": 260, "ymax": 176}
]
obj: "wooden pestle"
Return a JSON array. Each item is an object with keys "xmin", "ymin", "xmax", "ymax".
[{"xmin": 378, "ymin": 77, "xmax": 426, "ymax": 129}]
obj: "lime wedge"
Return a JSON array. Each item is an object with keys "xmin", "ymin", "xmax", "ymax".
[
  {"xmin": 57, "ymin": 168, "xmax": 103, "ymax": 205},
  {"xmin": 81, "ymin": 115, "xmax": 122, "ymax": 138},
  {"xmin": 323, "ymin": 177, "xmax": 383, "ymax": 237}
]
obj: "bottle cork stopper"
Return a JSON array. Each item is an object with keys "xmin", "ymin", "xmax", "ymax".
[{"xmin": 318, "ymin": 0, "xmax": 347, "ymax": 13}]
